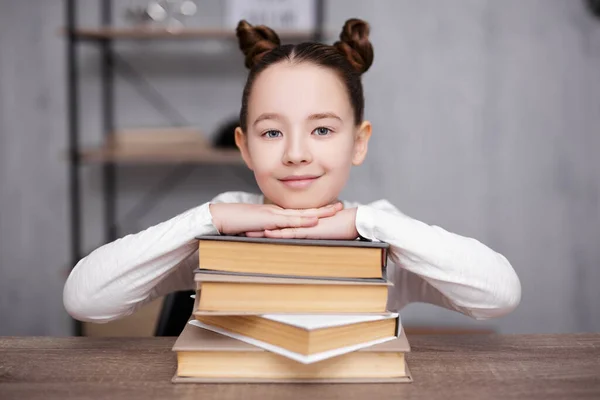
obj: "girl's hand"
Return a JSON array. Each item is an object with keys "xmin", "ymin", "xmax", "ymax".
[
  {"xmin": 246, "ymin": 208, "xmax": 359, "ymax": 240},
  {"xmin": 209, "ymin": 202, "xmax": 343, "ymax": 236}
]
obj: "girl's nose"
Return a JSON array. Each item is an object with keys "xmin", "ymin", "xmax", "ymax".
[{"xmin": 282, "ymin": 135, "xmax": 312, "ymax": 165}]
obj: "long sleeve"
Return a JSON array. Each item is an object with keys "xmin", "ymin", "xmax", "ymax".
[
  {"xmin": 63, "ymin": 202, "xmax": 218, "ymax": 323},
  {"xmin": 354, "ymin": 200, "xmax": 521, "ymax": 320}
]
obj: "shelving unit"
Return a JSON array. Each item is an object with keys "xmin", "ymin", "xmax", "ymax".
[
  {"xmin": 79, "ymin": 144, "xmax": 245, "ymax": 164},
  {"xmin": 64, "ymin": 0, "xmax": 325, "ymax": 336},
  {"xmin": 70, "ymin": 27, "xmax": 322, "ymax": 41}
]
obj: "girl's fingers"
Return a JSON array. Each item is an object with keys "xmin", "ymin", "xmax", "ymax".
[
  {"xmin": 244, "ymin": 231, "xmax": 265, "ymax": 238},
  {"xmin": 264, "ymin": 227, "xmax": 311, "ymax": 239},
  {"xmin": 268, "ymin": 215, "xmax": 318, "ymax": 230},
  {"xmin": 243, "ymin": 215, "xmax": 317, "ymax": 235},
  {"xmin": 277, "ymin": 202, "xmax": 342, "ymax": 218},
  {"xmin": 289, "ymin": 216, "xmax": 319, "ymax": 227}
]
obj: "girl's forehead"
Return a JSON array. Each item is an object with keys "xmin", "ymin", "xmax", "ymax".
[{"xmin": 249, "ymin": 62, "xmax": 352, "ymax": 119}]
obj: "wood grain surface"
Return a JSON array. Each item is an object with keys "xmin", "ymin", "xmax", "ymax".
[{"xmin": 1, "ymin": 334, "xmax": 599, "ymax": 399}]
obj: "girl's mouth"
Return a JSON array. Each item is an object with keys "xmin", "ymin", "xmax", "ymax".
[{"xmin": 279, "ymin": 175, "xmax": 321, "ymax": 189}]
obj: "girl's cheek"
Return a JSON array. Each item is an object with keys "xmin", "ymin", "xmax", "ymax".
[
  {"xmin": 317, "ymin": 144, "xmax": 353, "ymax": 169},
  {"xmin": 247, "ymin": 146, "xmax": 274, "ymax": 169},
  {"xmin": 252, "ymin": 154, "xmax": 281, "ymax": 177}
]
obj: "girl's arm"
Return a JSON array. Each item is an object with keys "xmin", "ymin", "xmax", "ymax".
[
  {"xmin": 63, "ymin": 191, "xmax": 341, "ymax": 323},
  {"xmin": 355, "ymin": 200, "xmax": 521, "ymax": 320},
  {"xmin": 63, "ymin": 202, "xmax": 219, "ymax": 323}
]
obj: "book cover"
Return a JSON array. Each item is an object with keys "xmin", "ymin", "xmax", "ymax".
[
  {"xmin": 196, "ymin": 235, "xmax": 389, "ymax": 249},
  {"xmin": 172, "ymin": 321, "xmax": 412, "ymax": 383},
  {"xmin": 189, "ymin": 314, "xmax": 401, "ymax": 364},
  {"xmin": 196, "ymin": 235, "xmax": 389, "ymax": 279}
]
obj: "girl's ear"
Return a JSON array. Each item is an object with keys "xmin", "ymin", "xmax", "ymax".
[
  {"xmin": 352, "ymin": 120, "xmax": 372, "ymax": 166},
  {"xmin": 234, "ymin": 127, "xmax": 254, "ymax": 170}
]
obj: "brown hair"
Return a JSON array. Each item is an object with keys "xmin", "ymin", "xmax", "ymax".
[{"xmin": 236, "ymin": 18, "xmax": 374, "ymax": 132}]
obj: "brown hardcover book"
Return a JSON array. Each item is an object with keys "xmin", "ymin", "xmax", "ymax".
[
  {"xmin": 172, "ymin": 321, "xmax": 412, "ymax": 383},
  {"xmin": 196, "ymin": 235, "xmax": 388, "ymax": 279},
  {"xmin": 193, "ymin": 313, "xmax": 400, "ymax": 358},
  {"xmin": 194, "ymin": 272, "xmax": 392, "ymax": 314}
]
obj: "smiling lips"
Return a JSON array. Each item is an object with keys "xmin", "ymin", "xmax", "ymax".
[{"xmin": 279, "ymin": 175, "xmax": 321, "ymax": 189}]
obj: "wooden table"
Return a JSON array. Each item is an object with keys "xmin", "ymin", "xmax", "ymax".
[{"xmin": 1, "ymin": 334, "xmax": 599, "ymax": 399}]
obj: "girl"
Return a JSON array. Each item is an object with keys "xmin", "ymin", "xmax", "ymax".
[{"xmin": 63, "ymin": 19, "xmax": 521, "ymax": 324}]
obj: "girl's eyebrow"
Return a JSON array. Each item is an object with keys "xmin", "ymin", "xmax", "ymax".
[
  {"xmin": 252, "ymin": 112, "xmax": 342, "ymax": 127},
  {"xmin": 253, "ymin": 113, "xmax": 282, "ymax": 127},
  {"xmin": 307, "ymin": 112, "xmax": 342, "ymax": 122}
]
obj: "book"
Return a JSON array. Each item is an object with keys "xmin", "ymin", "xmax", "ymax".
[
  {"xmin": 193, "ymin": 313, "xmax": 400, "ymax": 363},
  {"xmin": 172, "ymin": 321, "xmax": 412, "ymax": 383},
  {"xmin": 194, "ymin": 272, "xmax": 392, "ymax": 314},
  {"xmin": 196, "ymin": 235, "xmax": 388, "ymax": 279}
]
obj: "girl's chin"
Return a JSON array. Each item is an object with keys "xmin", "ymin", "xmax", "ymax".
[{"xmin": 263, "ymin": 193, "xmax": 340, "ymax": 209}]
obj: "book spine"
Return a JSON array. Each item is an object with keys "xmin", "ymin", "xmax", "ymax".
[{"xmin": 381, "ymin": 248, "xmax": 388, "ymax": 279}]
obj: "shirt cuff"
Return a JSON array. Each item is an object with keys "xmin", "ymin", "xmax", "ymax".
[
  {"xmin": 189, "ymin": 202, "xmax": 220, "ymax": 237},
  {"xmin": 355, "ymin": 205, "xmax": 382, "ymax": 242}
]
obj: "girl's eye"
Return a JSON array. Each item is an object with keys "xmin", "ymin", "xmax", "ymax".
[
  {"xmin": 313, "ymin": 127, "xmax": 331, "ymax": 136},
  {"xmin": 263, "ymin": 130, "xmax": 282, "ymax": 138}
]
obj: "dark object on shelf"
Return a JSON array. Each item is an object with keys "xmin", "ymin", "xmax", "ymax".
[
  {"xmin": 587, "ymin": 0, "xmax": 600, "ymax": 18},
  {"xmin": 213, "ymin": 117, "xmax": 240, "ymax": 149}
]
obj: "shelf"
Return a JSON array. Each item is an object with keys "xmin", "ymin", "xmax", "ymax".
[
  {"xmin": 79, "ymin": 144, "xmax": 244, "ymax": 165},
  {"xmin": 67, "ymin": 27, "xmax": 322, "ymax": 41}
]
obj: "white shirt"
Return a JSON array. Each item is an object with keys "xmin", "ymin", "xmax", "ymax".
[{"xmin": 63, "ymin": 191, "xmax": 521, "ymax": 323}]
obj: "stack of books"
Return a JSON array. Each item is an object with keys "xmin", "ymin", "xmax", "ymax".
[{"xmin": 172, "ymin": 235, "xmax": 412, "ymax": 383}]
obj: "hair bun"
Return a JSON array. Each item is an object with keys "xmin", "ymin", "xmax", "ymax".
[
  {"xmin": 236, "ymin": 20, "xmax": 281, "ymax": 69},
  {"xmin": 334, "ymin": 18, "xmax": 374, "ymax": 74}
]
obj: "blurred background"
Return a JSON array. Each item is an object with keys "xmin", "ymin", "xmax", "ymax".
[{"xmin": 0, "ymin": 0, "xmax": 599, "ymax": 337}]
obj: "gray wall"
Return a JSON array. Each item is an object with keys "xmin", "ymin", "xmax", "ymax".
[{"xmin": 1, "ymin": 0, "xmax": 599, "ymax": 336}]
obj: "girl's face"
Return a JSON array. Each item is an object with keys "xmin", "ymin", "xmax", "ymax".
[{"xmin": 235, "ymin": 62, "xmax": 372, "ymax": 209}]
